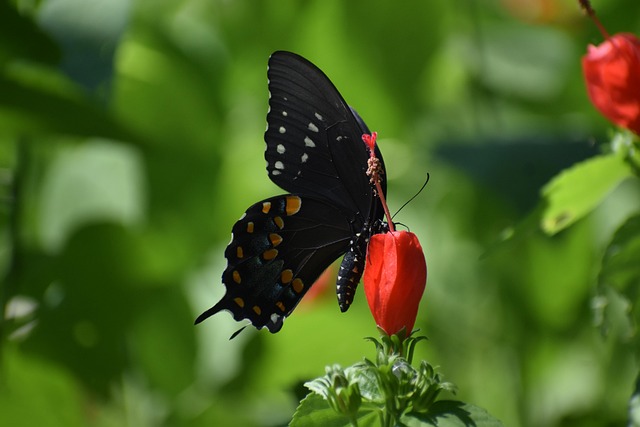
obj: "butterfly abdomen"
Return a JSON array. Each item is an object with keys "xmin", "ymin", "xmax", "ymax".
[{"xmin": 336, "ymin": 242, "xmax": 366, "ymax": 312}]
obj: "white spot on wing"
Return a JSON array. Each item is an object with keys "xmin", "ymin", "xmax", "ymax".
[
  {"xmin": 279, "ymin": 126, "xmax": 286, "ymax": 134},
  {"xmin": 304, "ymin": 137, "xmax": 316, "ymax": 148},
  {"xmin": 308, "ymin": 122, "xmax": 319, "ymax": 133},
  {"xmin": 272, "ymin": 170, "xmax": 282, "ymax": 176},
  {"xmin": 277, "ymin": 144, "xmax": 285, "ymax": 154},
  {"xmin": 275, "ymin": 161, "xmax": 284, "ymax": 170},
  {"xmin": 314, "ymin": 112, "xmax": 323, "ymax": 121},
  {"xmin": 301, "ymin": 153, "xmax": 308, "ymax": 163},
  {"xmin": 282, "ymin": 111, "xmax": 288, "ymax": 117},
  {"xmin": 270, "ymin": 313, "xmax": 282, "ymax": 324}
]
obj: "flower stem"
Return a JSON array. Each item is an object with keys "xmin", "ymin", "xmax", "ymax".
[{"xmin": 578, "ymin": 0, "xmax": 610, "ymax": 39}]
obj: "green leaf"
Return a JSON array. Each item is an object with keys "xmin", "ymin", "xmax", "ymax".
[
  {"xmin": 541, "ymin": 153, "xmax": 633, "ymax": 234},
  {"xmin": 0, "ymin": 345, "xmax": 84, "ymax": 427},
  {"xmin": 402, "ymin": 400, "xmax": 504, "ymax": 427},
  {"xmin": 290, "ymin": 393, "xmax": 379, "ymax": 427},
  {"xmin": 0, "ymin": 1, "xmax": 60, "ymax": 65},
  {"xmin": 348, "ymin": 364, "xmax": 384, "ymax": 403},
  {"xmin": 0, "ymin": 71, "xmax": 142, "ymax": 143},
  {"xmin": 599, "ymin": 213, "xmax": 640, "ymax": 293},
  {"xmin": 596, "ymin": 213, "xmax": 640, "ymax": 339},
  {"xmin": 38, "ymin": 139, "xmax": 145, "ymax": 252}
]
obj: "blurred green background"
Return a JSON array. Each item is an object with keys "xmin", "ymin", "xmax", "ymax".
[{"xmin": 2, "ymin": 0, "xmax": 640, "ymax": 426}]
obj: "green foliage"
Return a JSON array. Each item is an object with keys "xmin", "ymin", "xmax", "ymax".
[
  {"xmin": 2, "ymin": 1, "xmax": 640, "ymax": 427},
  {"xmin": 541, "ymin": 152, "xmax": 633, "ymax": 234},
  {"xmin": 296, "ymin": 333, "xmax": 499, "ymax": 427}
]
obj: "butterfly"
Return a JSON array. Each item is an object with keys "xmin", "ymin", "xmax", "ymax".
[{"xmin": 195, "ymin": 51, "xmax": 387, "ymax": 334}]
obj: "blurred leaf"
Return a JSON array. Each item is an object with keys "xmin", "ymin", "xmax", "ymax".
[
  {"xmin": 21, "ymin": 222, "xmax": 150, "ymax": 395},
  {"xmin": 0, "ymin": 345, "xmax": 84, "ymax": 427},
  {"xmin": 436, "ymin": 138, "xmax": 600, "ymax": 214},
  {"xmin": 37, "ymin": 0, "xmax": 130, "ymax": 92},
  {"xmin": 0, "ymin": 1, "xmax": 60, "ymax": 65},
  {"xmin": 631, "ymin": 374, "xmax": 640, "ymax": 427},
  {"xmin": 541, "ymin": 153, "xmax": 633, "ymax": 234},
  {"xmin": 599, "ymin": 213, "xmax": 640, "ymax": 294},
  {"xmin": 38, "ymin": 139, "xmax": 145, "ymax": 252},
  {"xmin": 129, "ymin": 287, "xmax": 196, "ymax": 397},
  {"xmin": 0, "ymin": 70, "xmax": 142, "ymax": 143},
  {"xmin": 596, "ymin": 213, "xmax": 640, "ymax": 340},
  {"xmin": 473, "ymin": 24, "xmax": 573, "ymax": 101}
]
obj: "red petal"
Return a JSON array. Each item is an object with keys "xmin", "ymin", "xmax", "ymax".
[
  {"xmin": 582, "ymin": 33, "xmax": 640, "ymax": 134},
  {"xmin": 363, "ymin": 231, "xmax": 427, "ymax": 335}
]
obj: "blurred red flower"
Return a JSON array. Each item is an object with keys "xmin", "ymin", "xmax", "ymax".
[
  {"xmin": 363, "ymin": 231, "xmax": 427, "ymax": 336},
  {"xmin": 582, "ymin": 33, "xmax": 640, "ymax": 134}
]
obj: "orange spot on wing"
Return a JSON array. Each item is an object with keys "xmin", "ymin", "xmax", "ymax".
[
  {"xmin": 269, "ymin": 233, "xmax": 283, "ymax": 247},
  {"xmin": 263, "ymin": 249, "xmax": 278, "ymax": 260},
  {"xmin": 273, "ymin": 216, "xmax": 284, "ymax": 229},
  {"xmin": 292, "ymin": 278, "xmax": 304, "ymax": 293},
  {"xmin": 285, "ymin": 195, "xmax": 302, "ymax": 215},
  {"xmin": 281, "ymin": 269, "xmax": 293, "ymax": 284},
  {"xmin": 232, "ymin": 270, "xmax": 241, "ymax": 284}
]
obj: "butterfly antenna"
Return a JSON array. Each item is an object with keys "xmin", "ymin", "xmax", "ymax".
[
  {"xmin": 391, "ymin": 173, "xmax": 430, "ymax": 220},
  {"xmin": 229, "ymin": 325, "xmax": 248, "ymax": 340}
]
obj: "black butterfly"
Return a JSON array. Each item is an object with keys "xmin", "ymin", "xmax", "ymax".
[{"xmin": 195, "ymin": 51, "xmax": 387, "ymax": 333}]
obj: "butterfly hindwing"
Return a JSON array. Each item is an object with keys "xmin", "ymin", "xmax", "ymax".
[{"xmin": 195, "ymin": 194, "xmax": 354, "ymax": 332}]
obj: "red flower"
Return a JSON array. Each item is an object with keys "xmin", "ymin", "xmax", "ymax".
[
  {"xmin": 582, "ymin": 33, "xmax": 640, "ymax": 134},
  {"xmin": 363, "ymin": 231, "xmax": 427, "ymax": 336},
  {"xmin": 579, "ymin": 1, "xmax": 640, "ymax": 134}
]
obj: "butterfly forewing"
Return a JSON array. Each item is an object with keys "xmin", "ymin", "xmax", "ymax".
[{"xmin": 265, "ymin": 51, "xmax": 386, "ymax": 219}]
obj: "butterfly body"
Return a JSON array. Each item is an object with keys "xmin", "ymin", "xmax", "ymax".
[{"xmin": 196, "ymin": 51, "xmax": 387, "ymax": 333}]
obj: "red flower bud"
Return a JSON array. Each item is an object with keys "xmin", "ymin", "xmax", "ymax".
[
  {"xmin": 582, "ymin": 33, "xmax": 640, "ymax": 134},
  {"xmin": 363, "ymin": 231, "xmax": 427, "ymax": 336}
]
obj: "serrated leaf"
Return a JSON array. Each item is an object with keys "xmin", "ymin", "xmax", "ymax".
[
  {"xmin": 402, "ymin": 400, "xmax": 504, "ymax": 427},
  {"xmin": 346, "ymin": 364, "xmax": 383, "ymax": 403},
  {"xmin": 304, "ymin": 377, "xmax": 331, "ymax": 399},
  {"xmin": 290, "ymin": 393, "xmax": 379, "ymax": 427},
  {"xmin": 541, "ymin": 153, "xmax": 632, "ymax": 234}
]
